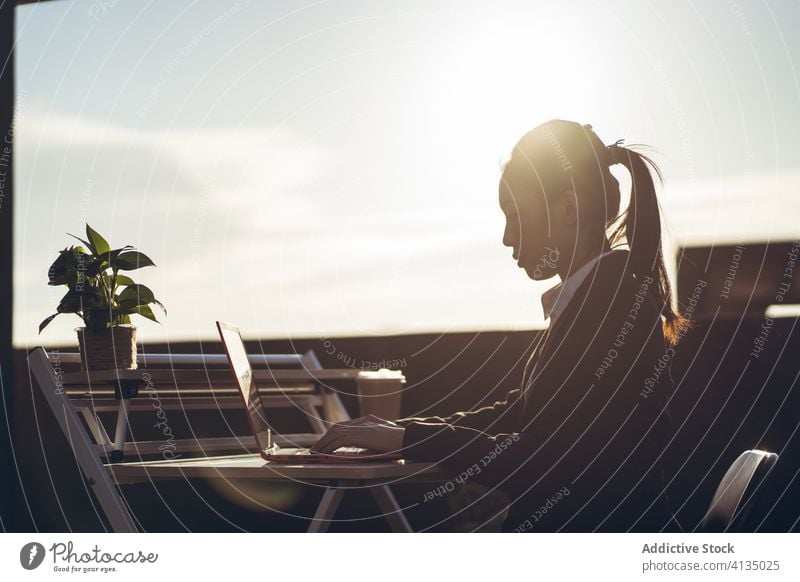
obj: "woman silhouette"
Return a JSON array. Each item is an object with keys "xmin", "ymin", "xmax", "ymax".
[{"xmin": 313, "ymin": 119, "xmax": 688, "ymax": 532}]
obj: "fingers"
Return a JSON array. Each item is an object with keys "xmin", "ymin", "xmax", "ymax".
[
  {"xmin": 311, "ymin": 427, "xmax": 339, "ymax": 453},
  {"xmin": 312, "ymin": 423, "xmax": 375, "ymax": 453},
  {"xmin": 311, "ymin": 418, "xmax": 362, "ymax": 453},
  {"xmin": 311, "ymin": 423, "xmax": 352, "ymax": 453},
  {"xmin": 311, "ymin": 418, "xmax": 396, "ymax": 454},
  {"xmin": 312, "ymin": 435, "xmax": 343, "ymax": 454}
]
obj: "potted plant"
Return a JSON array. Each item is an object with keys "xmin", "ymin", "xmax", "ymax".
[{"xmin": 39, "ymin": 224, "xmax": 166, "ymax": 371}]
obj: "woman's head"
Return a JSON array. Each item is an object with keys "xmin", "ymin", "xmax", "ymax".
[
  {"xmin": 498, "ymin": 119, "xmax": 688, "ymax": 344},
  {"xmin": 499, "ymin": 120, "xmax": 618, "ymax": 279}
]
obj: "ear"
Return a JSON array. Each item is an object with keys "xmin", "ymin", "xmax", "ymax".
[{"xmin": 559, "ymin": 189, "xmax": 578, "ymax": 226}]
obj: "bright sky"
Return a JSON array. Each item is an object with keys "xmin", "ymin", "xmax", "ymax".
[{"xmin": 12, "ymin": 0, "xmax": 800, "ymax": 347}]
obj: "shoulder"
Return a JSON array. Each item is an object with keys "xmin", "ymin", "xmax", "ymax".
[
  {"xmin": 578, "ymin": 249, "xmax": 637, "ymax": 305},
  {"xmin": 556, "ymin": 249, "xmax": 658, "ymax": 330},
  {"xmin": 595, "ymin": 249, "xmax": 634, "ymax": 283}
]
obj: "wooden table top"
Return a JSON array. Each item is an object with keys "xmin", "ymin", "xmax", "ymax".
[
  {"xmin": 107, "ymin": 452, "xmax": 447, "ymax": 485},
  {"xmin": 61, "ymin": 367, "xmax": 367, "ymax": 386}
]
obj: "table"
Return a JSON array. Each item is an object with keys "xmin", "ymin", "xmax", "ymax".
[
  {"xmin": 31, "ymin": 348, "xmax": 445, "ymax": 532},
  {"xmin": 108, "ymin": 453, "xmax": 448, "ymax": 532}
]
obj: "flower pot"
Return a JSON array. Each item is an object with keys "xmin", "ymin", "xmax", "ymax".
[{"xmin": 76, "ymin": 325, "xmax": 138, "ymax": 371}]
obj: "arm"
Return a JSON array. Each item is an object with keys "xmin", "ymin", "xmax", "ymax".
[
  {"xmin": 402, "ymin": 267, "xmax": 668, "ymax": 500},
  {"xmin": 393, "ymin": 388, "xmax": 522, "ymax": 432},
  {"xmin": 312, "ymin": 351, "xmax": 535, "ymax": 454},
  {"xmin": 394, "ymin": 338, "xmax": 545, "ymax": 433}
]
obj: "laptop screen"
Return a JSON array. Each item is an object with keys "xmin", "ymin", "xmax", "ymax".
[{"xmin": 217, "ymin": 322, "xmax": 273, "ymax": 452}]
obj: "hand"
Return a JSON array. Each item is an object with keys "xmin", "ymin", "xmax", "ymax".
[
  {"xmin": 312, "ymin": 415, "xmax": 405, "ymax": 454},
  {"xmin": 331, "ymin": 414, "xmax": 398, "ymax": 428}
]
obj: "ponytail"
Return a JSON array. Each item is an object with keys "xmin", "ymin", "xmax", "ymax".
[{"xmin": 606, "ymin": 143, "xmax": 690, "ymax": 346}]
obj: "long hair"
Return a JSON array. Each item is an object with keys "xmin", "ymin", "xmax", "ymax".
[{"xmin": 502, "ymin": 119, "xmax": 689, "ymax": 345}]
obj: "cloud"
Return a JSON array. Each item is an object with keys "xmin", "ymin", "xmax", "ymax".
[
  {"xmin": 15, "ymin": 107, "xmax": 800, "ymax": 346},
  {"xmin": 14, "ymin": 108, "xmax": 340, "ymax": 346},
  {"xmin": 16, "ymin": 107, "xmax": 334, "ymax": 217}
]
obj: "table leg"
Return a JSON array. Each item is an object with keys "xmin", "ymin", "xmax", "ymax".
[
  {"xmin": 111, "ymin": 398, "xmax": 129, "ymax": 462},
  {"xmin": 371, "ymin": 485, "xmax": 413, "ymax": 532},
  {"xmin": 308, "ymin": 487, "xmax": 345, "ymax": 533}
]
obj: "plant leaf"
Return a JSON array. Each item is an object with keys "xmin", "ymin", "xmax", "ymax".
[
  {"xmin": 114, "ymin": 274, "xmax": 136, "ymax": 287},
  {"xmin": 86, "ymin": 224, "xmax": 111, "ymax": 255},
  {"xmin": 110, "ymin": 245, "xmax": 134, "ymax": 255},
  {"xmin": 48, "ymin": 247, "xmax": 78, "ymax": 286},
  {"xmin": 39, "ymin": 313, "xmax": 59, "ymax": 333},
  {"xmin": 56, "ymin": 290, "xmax": 85, "ymax": 313},
  {"xmin": 81, "ymin": 256, "xmax": 103, "ymax": 279},
  {"xmin": 153, "ymin": 299, "xmax": 167, "ymax": 316},
  {"xmin": 67, "ymin": 233, "xmax": 93, "ymax": 252},
  {"xmin": 117, "ymin": 283, "xmax": 156, "ymax": 308},
  {"xmin": 115, "ymin": 251, "xmax": 156, "ymax": 271},
  {"xmin": 58, "ymin": 287, "xmax": 106, "ymax": 313},
  {"xmin": 106, "ymin": 246, "xmax": 134, "ymax": 269},
  {"xmin": 129, "ymin": 304, "xmax": 159, "ymax": 323}
]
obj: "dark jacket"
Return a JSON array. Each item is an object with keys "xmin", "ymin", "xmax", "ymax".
[{"xmin": 398, "ymin": 250, "xmax": 679, "ymax": 532}]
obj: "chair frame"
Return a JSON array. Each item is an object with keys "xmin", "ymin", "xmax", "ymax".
[
  {"xmin": 28, "ymin": 347, "xmax": 138, "ymax": 532},
  {"xmin": 699, "ymin": 449, "xmax": 778, "ymax": 532}
]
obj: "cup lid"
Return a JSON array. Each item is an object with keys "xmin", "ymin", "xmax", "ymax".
[{"xmin": 357, "ymin": 368, "xmax": 405, "ymax": 381}]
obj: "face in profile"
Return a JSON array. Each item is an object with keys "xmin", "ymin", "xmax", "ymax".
[{"xmin": 499, "ymin": 176, "xmax": 560, "ymax": 281}]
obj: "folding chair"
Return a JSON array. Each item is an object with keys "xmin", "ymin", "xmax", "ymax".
[{"xmin": 699, "ymin": 449, "xmax": 779, "ymax": 532}]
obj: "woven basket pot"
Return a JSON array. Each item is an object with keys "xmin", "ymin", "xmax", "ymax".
[{"xmin": 76, "ymin": 325, "xmax": 138, "ymax": 371}]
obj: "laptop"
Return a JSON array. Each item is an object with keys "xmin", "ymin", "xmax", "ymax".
[{"xmin": 216, "ymin": 321, "xmax": 402, "ymax": 463}]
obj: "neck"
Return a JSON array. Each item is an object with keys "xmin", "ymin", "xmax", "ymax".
[{"xmin": 557, "ymin": 238, "xmax": 612, "ymax": 281}]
